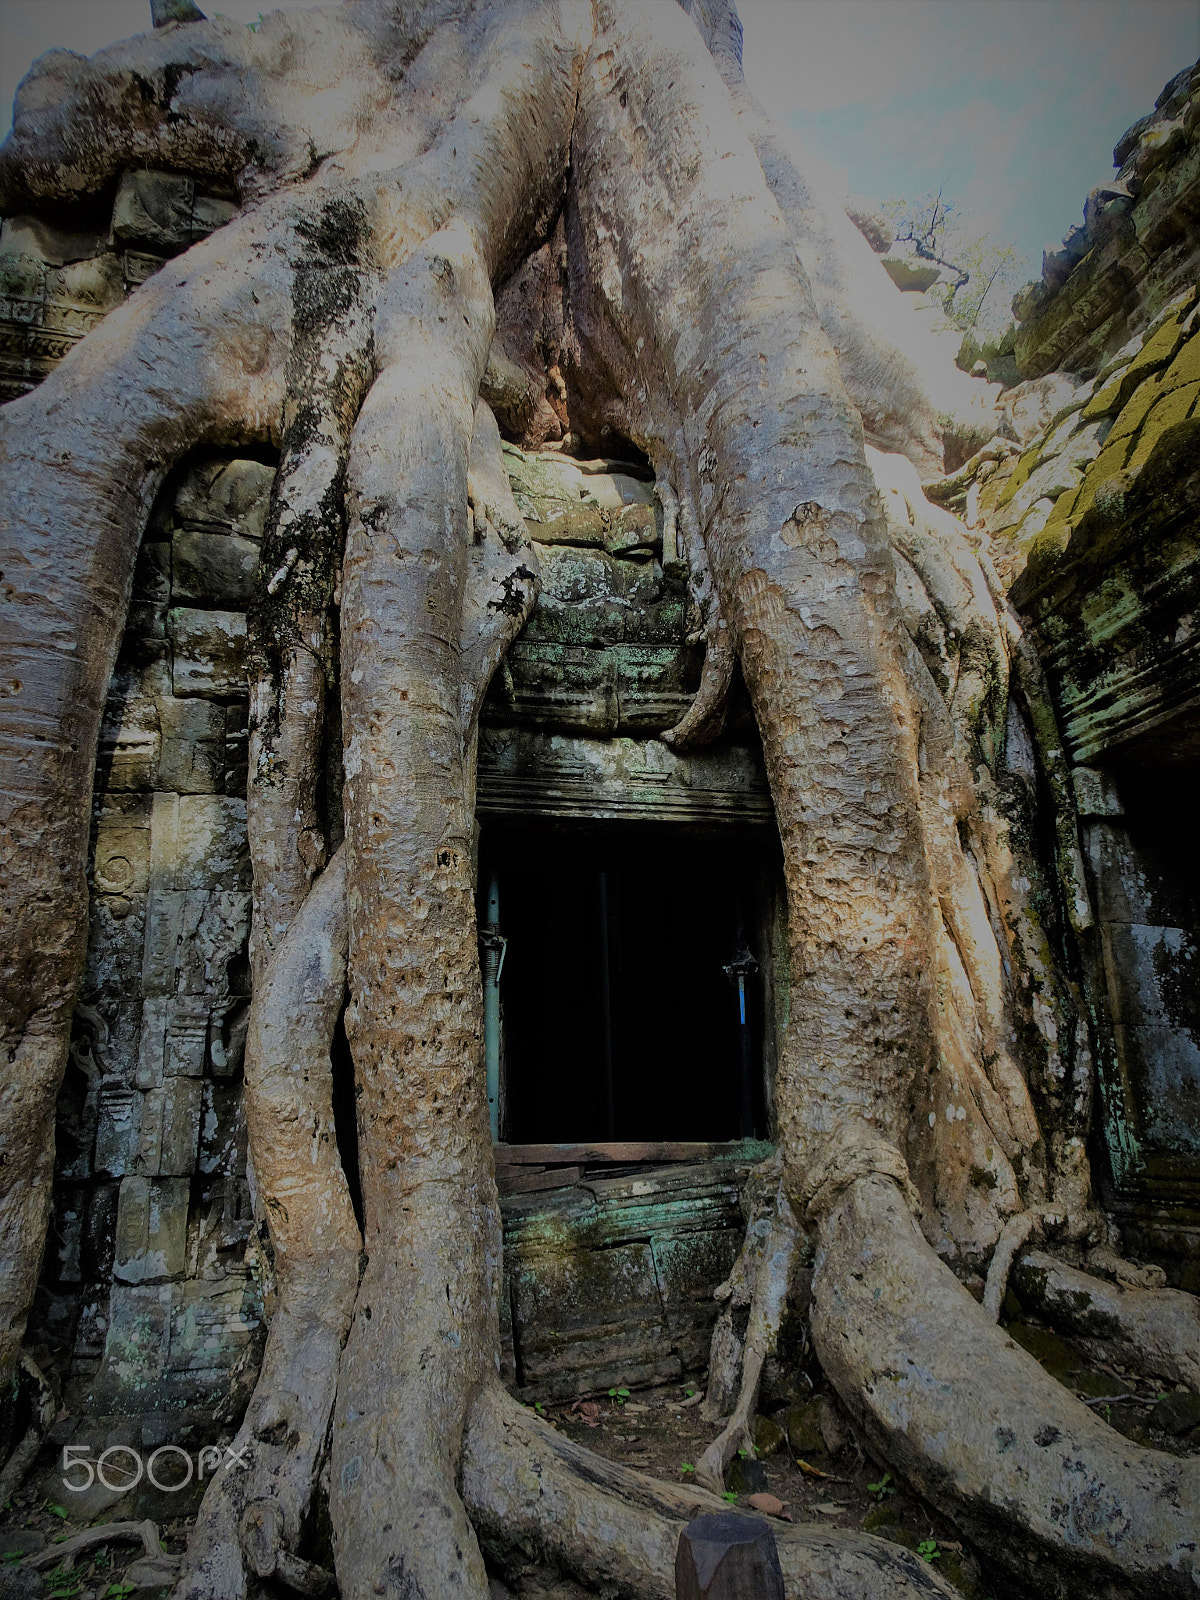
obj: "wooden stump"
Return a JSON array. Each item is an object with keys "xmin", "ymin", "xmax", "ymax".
[{"xmin": 675, "ymin": 1512, "xmax": 785, "ymax": 1599}]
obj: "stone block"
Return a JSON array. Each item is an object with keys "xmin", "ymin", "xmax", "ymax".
[
  {"xmin": 508, "ymin": 1238, "xmax": 675, "ymax": 1399},
  {"xmin": 94, "ymin": 1082, "xmax": 143, "ymax": 1177},
  {"xmin": 93, "ymin": 819, "xmax": 152, "ymax": 898},
  {"xmin": 142, "ymin": 889, "xmax": 184, "ymax": 999},
  {"xmin": 158, "ymin": 696, "xmax": 226, "ymax": 794},
  {"xmin": 168, "ymin": 607, "xmax": 247, "ymax": 698},
  {"xmin": 165, "ymin": 998, "xmax": 212, "ymax": 1077},
  {"xmin": 174, "ymin": 457, "xmax": 275, "ymax": 541},
  {"xmin": 1102, "ymin": 921, "xmax": 1198, "ymax": 1027},
  {"xmin": 113, "ymin": 1175, "xmax": 189, "ymax": 1283},
  {"xmin": 167, "ymin": 1279, "xmax": 260, "ymax": 1380},
  {"xmin": 225, "ymin": 702, "xmax": 248, "ymax": 798},
  {"xmin": 1073, "ymin": 767, "xmax": 1123, "ymax": 818},
  {"xmin": 177, "ymin": 890, "xmax": 252, "ymax": 995},
  {"xmin": 83, "ymin": 1184, "xmax": 119, "ymax": 1281},
  {"xmin": 190, "ymin": 191, "xmax": 240, "ymax": 239},
  {"xmin": 96, "ymin": 1283, "xmax": 172, "ymax": 1396},
  {"xmin": 172, "ymin": 528, "xmax": 260, "ymax": 606},
  {"xmin": 191, "ymin": 1174, "xmax": 254, "ymax": 1280},
  {"xmin": 97, "ymin": 660, "xmax": 170, "ymax": 791},
  {"xmin": 44, "ymin": 252, "xmax": 126, "ymax": 313},
  {"xmin": 177, "ymin": 796, "xmax": 250, "ymax": 892},
  {"xmin": 652, "ymin": 1229, "xmax": 740, "ymax": 1369},
  {"xmin": 84, "ymin": 895, "xmax": 146, "ymax": 1006},
  {"xmin": 1086, "ymin": 819, "xmax": 1197, "ymax": 926},
  {"xmin": 136, "ymin": 998, "xmax": 171, "ymax": 1091},
  {"xmin": 127, "ymin": 540, "xmax": 172, "ymax": 640},
  {"xmin": 75, "ymin": 995, "xmax": 143, "ymax": 1091},
  {"xmin": 198, "ymin": 1078, "xmax": 246, "ymax": 1176},
  {"xmin": 51, "ymin": 1185, "xmax": 86, "ymax": 1285},
  {"xmin": 138, "ymin": 1076, "xmax": 203, "ymax": 1177},
  {"xmin": 123, "ymin": 249, "xmax": 165, "ymax": 286},
  {"xmin": 1116, "ymin": 1023, "xmax": 1200, "ymax": 1153},
  {"xmin": 111, "ymin": 169, "xmax": 195, "ymax": 253},
  {"xmin": 0, "ymin": 213, "xmax": 108, "ymax": 266},
  {"xmin": 207, "ymin": 999, "xmax": 249, "ymax": 1082}
]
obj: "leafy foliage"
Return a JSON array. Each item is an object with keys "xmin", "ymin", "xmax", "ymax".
[{"xmin": 877, "ymin": 191, "xmax": 1025, "ymax": 334}]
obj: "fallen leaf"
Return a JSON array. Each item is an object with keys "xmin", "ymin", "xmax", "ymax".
[
  {"xmin": 796, "ymin": 1458, "xmax": 830, "ymax": 1478},
  {"xmin": 810, "ymin": 1504, "xmax": 846, "ymax": 1516},
  {"xmin": 744, "ymin": 1493, "xmax": 792, "ymax": 1521}
]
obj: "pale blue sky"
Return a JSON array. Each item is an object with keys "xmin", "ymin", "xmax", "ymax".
[{"xmin": 2, "ymin": 0, "xmax": 1198, "ymax": 283}]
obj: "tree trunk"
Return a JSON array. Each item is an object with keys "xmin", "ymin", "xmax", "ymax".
[{"xmin": 0, "ymin": 3, "xmax": 1196, "ymax": 1597}]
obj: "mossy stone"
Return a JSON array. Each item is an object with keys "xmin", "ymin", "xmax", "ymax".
[
  {"xmin": 1107, "ymin": 371, "xmax": 1167, "ymax": 443},
  {"xmin": 1124, "ymin": 383, "xmax": 1200, "ymax": 478},
  {"xmin": 996, "ymin": 446, "xmax": 1039, "ymax": 507},
  {"xmin": 786, "ymin": 1399, "xmax": 825, "ymax": 1458},
  {"xmin": 726, "ymin": 1453, "xmax": 769, "ymax": 1496},
  {"xmin": 753, "ymin": 1414, "xmax": 786, "ymax": 1457},
  {"xmin": 1071, "ymin": 436, "xmax": 1135, "ymax": 519},
  {"xmin": 1151, "ymin": 1390, "xmax": 1200, "ymax": 1437},
  {"xmin": 862, "ymin": 1505, "xmax": 900, "ymax": 1531},
  {"xmin": 1154, "ymin": 327, "xmax": 1200, "ymax": 392},
  {"xmin": 1005, "ymin": 1322, "xmax": 1078, "ymax": 1377}
]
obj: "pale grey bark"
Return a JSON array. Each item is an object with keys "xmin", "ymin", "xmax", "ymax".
[{"xmin": 0, "ymin": 4, "xmax": 1196, "ymax": 1598}]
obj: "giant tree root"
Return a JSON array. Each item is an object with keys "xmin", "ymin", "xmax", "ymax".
[
  {"xmin": 811, "ymin": 1175, "xmax": 1200, "ymax": 1597},
  {"xmin": 695, "ymin": 1184, "xmax": 801, "ymax": 1495},
  {"xmin": 462, "ymin": 1384, "xmax": 960, "ymax": 1600},
  {"xmin": 1014, "ymin": 1250, "xmax": 1200, "ymax": 1394},
  {"xmin": 175, "ymin": 851, "xmax": 357, "ymax": 1600}
]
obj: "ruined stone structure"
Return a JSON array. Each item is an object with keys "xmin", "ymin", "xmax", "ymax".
[{"xmin": 1, "ymin": 6, "xmax": 1199, "ymax": 1598}]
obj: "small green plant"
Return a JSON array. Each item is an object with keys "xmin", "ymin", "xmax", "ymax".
[
  {"xmin": 45, "ymin": 1564, "xmax": 83, "ymax": 1599},
  {"xmin": 679, "ymin": 1462, "xmax": 695, "ymax": 1475},
  {"xmin": 45, "ymin": 1502, "xmax": 69, "ymax": 1520},
  {"xmin": 736, "ymin": 1447, "xmax": 748, "ymax": 1459},
  {"xmin": 721, "ymin": 1490, "xmax": 738, "ymax": 1503},
  {"xmin": 2, "ymin": 1551, "xmax": 22, "ymax": 1564},
  {"xmin": 866, "ymin": 1471, "xmax": 895, "ymax": 1501},
  {"xmin": 104, "ymin": 1581, "xmax": 136, "ymax": 1598},
  {"xmin": 533, "ymin": 1401, "xmax": 546, "ymax": 1415},
  {"xmin": 607, "ymin": 1387, "xmax": 630, "ymax": 1407},
  {"xmin": 917, "ymin": 1538, "xmax": 941, "ymax": 1563}
]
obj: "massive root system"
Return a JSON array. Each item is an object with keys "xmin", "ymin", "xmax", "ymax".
[{"xmin": 0, "ymin": 2, "xmax": 1196, "ymax": 1597}]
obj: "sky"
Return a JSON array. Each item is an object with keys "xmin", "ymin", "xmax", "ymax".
[{"xmin": 1, "ymin": 0, "xmax": 1198, "ymax": 285}]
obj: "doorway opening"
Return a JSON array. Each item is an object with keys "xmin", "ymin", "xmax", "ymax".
[{"xmin": 478, "ymin": 822, "xmax": 780, "ymax": 1146}]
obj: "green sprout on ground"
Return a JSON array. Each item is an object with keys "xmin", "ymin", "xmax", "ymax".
[
  {"xmin": 866, "ymin": 1471, "xmax": 895, "ymax": 1501},
  {"xmin": 45, "ymin": 1502, "xmax": 69, "ymax": 1519},
  {"xmin": 680, "ymin": 1462, "xmax": 695, "ymax": 1475},
  {"xmin": 608, "ymin": 1387, "xmax": 631, "ymax": 1407},
  {"xmin": 917, "ymin": 1538, "xmax": 941, "ymax": 1562},
  {"xmin": 533, "ymin": 1401, "xmax": 546, "ymax": 1415},
  {"xmin": 722, "ymin": 1490, "xmax": 738, "ymax": 1503},
  {"xmin": 104, "ymin": 1582, "xmax": 136, "ymax": 1598},
  {"xmin": 46, "ymin": 1564, "xmax": 83, "ymax": 1599}
]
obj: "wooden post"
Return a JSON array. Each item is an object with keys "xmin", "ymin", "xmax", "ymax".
[{"xmin": 675, "ymin": 1512, "xmax": 785, "ymax": 1599}]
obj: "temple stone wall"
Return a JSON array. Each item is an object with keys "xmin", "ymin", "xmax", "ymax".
[
  {"xmin": 964, "ymin": 63, "xmax": 1200, "ymax": 1270},
  {"xmin": 37, "ymin": 453, "xmax": 273, "ymax": 1416},
  {"xmin": 25, "ymin": 404, "xmax": 775, "ymax": 1413}
]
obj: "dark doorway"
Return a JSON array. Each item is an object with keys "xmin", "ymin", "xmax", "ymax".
[{"xmin": 479, "ymin": 824, "xmax": 770, "ymax": 1143}]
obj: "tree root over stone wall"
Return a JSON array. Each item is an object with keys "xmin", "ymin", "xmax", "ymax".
[{"xmin": 0, "ymin": 3, "xmax": 1197, "ymax": 1597}]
